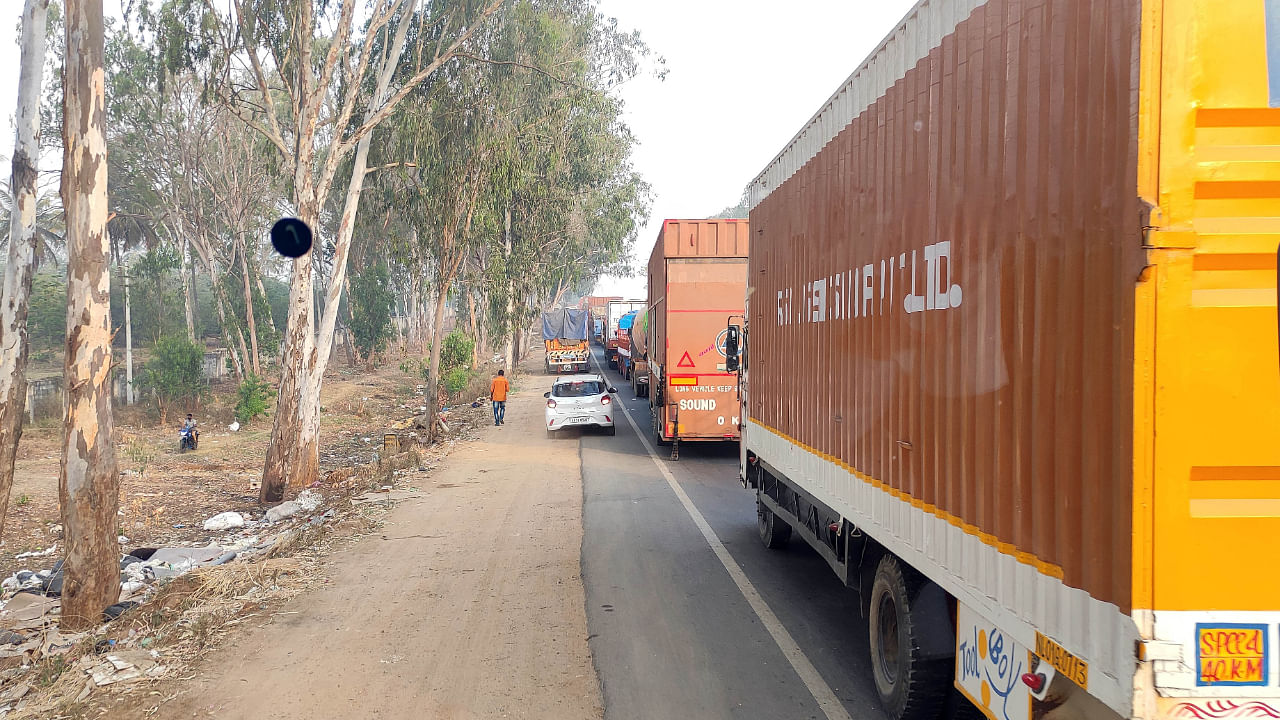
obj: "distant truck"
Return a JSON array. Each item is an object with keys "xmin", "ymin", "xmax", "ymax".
[
  {"xmin": 540, "ymin": 308, "xmax": 589, "ymax": 374},
  {"xmin": 584, "ymin": 296, "xmax": 620, "ymax": 345},
  {"xmin": 727, "ymin": 2, "xmax": 1279, "ymax": 720},
  {"xmin": 645, "ymin": 219, "xmax": 748, "ymax": 452},
  {"xmin": 626, "ymin": 307, "xmax": 650, "ymax": 398},
  {"xmin": 603, "ymin": 300, "xmax": 644, "ymax": 367}
]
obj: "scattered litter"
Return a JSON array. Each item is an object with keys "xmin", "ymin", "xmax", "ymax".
[
  {"xmin": 14, "ymin": 545, "xmax": 56, "ymax": 560},
  {"xmin": 202, "ymin": 512, "xmax": 245, "ymax": 532},
  {"xmin": 265, "ymin": 501, "xmax": 300, "ymax": 523},
  {"xmin": 87, "ymin": 650, "xmax": 163, "ymax": 686},
  {"xmin": 296, "ymin": 490, "xmax": 322, "ymax": 512},
  {"xmin": 228, "ymin": 420, "xmax": 241, "ymax": 432},
  {"xmin": 103, "ymin": 601, "xmax": 138, "ymax": 621}
]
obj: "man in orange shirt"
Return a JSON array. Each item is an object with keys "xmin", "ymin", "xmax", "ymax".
[{"xmin": 490, "ymin": 369, "xmax": 510, "ymax": 426}]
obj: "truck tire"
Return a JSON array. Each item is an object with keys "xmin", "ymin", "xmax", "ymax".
[
  {"xmin": 868, "ymin": 555, "xmax": 950, "ymax": 720},
  {"xmin": 756, "ymin": 500, "xmax": 792, "ymax": 548}
]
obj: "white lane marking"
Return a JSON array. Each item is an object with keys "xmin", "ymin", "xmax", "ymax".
[{"xmin": 594, "ymin": 357, "xmax": 853, "ymax": 720}]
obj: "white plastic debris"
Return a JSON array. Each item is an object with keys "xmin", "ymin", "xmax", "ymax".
[
  {"xmin": 119, "ymin": 581, "xmax": 147, "ymax": 597},
  {"xmin": 295, "ymin": 490, "xmax": 322, "ymax": 512},
  {"xmin": 202, "ymin": 512, "xmax": 245, "ymax": 532},
  {"xmin": 14, "ymin": 545, "xmax": 56, "ymax": 560},
  {"xmin": 265, "ymin": 501, "xmax": 301, "ymax": 523},
  {"xmin": 228, "ymin": 420, "xmax": 241, "ymax": 432}
]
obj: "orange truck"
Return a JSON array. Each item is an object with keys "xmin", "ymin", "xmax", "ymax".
[
  {"xmin": 541, "ymin": 308, "xmax": 590, "ymax": 374},
  {"xmin": 645, "ymin": 219, "xmax": 749, "ymax": 453}
]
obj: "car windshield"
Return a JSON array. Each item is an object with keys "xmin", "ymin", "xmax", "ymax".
[{"xmin": 553, "ymin": 381, "xmax": 604, "ymax": 398}]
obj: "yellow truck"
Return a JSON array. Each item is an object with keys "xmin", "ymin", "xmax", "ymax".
[{"xmin": 731, "ymin": 1, "xmax": 1280, "ymax": 719}]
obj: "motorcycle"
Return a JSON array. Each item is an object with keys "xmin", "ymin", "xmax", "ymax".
[{"xmin": 179, "ymin": 426, "xmax": 199, "ymax": 452}]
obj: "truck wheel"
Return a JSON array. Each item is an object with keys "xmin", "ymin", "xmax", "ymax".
[
  {"xmin": 757, "ymin": 500, "xmax": 792, "ymax": 548},
  {"xmin": 868, "ymin": 555, "xmax": 949, "ymax": 720}
]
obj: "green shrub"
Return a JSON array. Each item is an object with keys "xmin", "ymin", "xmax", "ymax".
[
  {"xmin": 440, "ymin": 330, "xmax": 473, "ymax": 373},
  {"xmin": 141, "ymin": 336, "xmax": 206, "ymax": 424},
  {"xmin": 234, "ymin": 374, "xmax": 276, "ymax": 424},
  {"xmin": 443, "ymin": 366, "xmax": 472, "ymax": 396}
]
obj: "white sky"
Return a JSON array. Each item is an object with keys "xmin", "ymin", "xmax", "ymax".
[{"xmin": 0, "ymin": 1, "xmax": 920, "ymax": 297}]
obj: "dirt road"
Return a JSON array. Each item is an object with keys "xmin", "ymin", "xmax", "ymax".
[{"xmin": 154, "ymin": 377, "xmax": 602, "ymax": 720}]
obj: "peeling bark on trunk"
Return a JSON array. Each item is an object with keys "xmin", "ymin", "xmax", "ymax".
[
  {"xmin": 0, "ymin": 0, "xmax": 49, "ymax": 541},
  {"xmin": 260, "ymin": 245, "xmax": 319, "ymax": 503},
  {"xmin": 58, "ymin": 0, "xmax": 120, "ymax": 630}
]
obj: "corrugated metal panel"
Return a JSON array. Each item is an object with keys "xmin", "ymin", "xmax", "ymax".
[
  {"xmin": 749, "ymin": 0, "xmax": 987, "ymax": 210},
  {"xmin": 745, "ymin": 0, "xmax": 1145, "ymax": 708},
  {"xmin": 656, "ymin": 219, "xmax": 750, "ymax": 260}
]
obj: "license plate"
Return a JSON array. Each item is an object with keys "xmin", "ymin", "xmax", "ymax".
[
  {"xmin": 566, "ymin": 416, "xmax": 589, "ymax": 424},
  {"xmin": 955, "ymin": 603, "xmax": 1033, "ymax": 720}
]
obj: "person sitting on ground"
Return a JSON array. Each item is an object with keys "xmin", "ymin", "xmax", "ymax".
[{"xmin": 490, "ymin": 370, "xmax": 509, "ymax": 426}]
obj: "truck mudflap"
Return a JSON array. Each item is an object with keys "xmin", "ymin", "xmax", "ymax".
[{"xmin": 955, "ymin": 603, "xmax": 1036, "ymax": 720}]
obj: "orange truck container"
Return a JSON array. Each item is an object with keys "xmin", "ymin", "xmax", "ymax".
[
  {"xmin": 645, "ymin": 219, "xmax": 749, "ymax": 449},
  {"xmin": 730, "ymin": 1, "xmax": 1280, "ymax": 719}
]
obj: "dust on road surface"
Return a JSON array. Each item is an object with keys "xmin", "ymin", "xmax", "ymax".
[{"xmin": 153, "ymin": 376, "xmax": 602, "ymax": 720}]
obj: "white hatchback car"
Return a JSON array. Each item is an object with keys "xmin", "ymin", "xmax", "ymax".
[{"xmin": 544, "ymin": 374, "xmax": 617, "ymax": 437}]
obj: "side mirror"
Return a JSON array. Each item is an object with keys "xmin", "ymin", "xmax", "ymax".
[
  {"xmin": 543, "ymin": 391, "xmax": 551, "ymax": 398},
  {"xmin": 608, "ymin": 387, "xmax": 617, "ymax": 394},
  {"xmin": 725, "ymin": 324, "xmax": 741, "ymax": 372}
]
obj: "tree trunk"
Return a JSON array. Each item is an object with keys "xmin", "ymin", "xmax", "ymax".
[
  {"xmin": 238, "ymin": 233, "xmax": 261, "ymax": 376},
  {"xmin": 406, "ymin": 273, "xmax": 421, "ymax": 351},
  {"xmin": 467, "ymin": 291, "xmax": 479, "ymax": 369},
  {"xmin": 0, "ymin": 0, "xmax": 49, "ymax": 541},
  {"xmin": 58, "ymin": 0, "xmax": 120, "ymax": 630},
  {"xmin": 209, "ymin": 273, "xmax": 245, "ymax": 382},
  {"xmin": 180, "ymin": 234, "xmax": 195, "ymax": 341},
  {"xmin": 502, "ymin": 205, "xmax": 515, "ymax": 371},
  {"xmin": 123, "ymin": 260, "xmax": 133, "ymax": 405},
  {"xmin": 425, "ymin": 289, "xmax": 449, "ymax": 442},
  {"xmin": 254, "ymin": 270, "xmax": 275, "ymax": 333},
  {"xmin": 260, "ymin": 199, "xmax": 320, "ymax": 503},
  {"xmin": 261, "ymin": 6, "xmax": 415, "ymax": 501},
  {"xmin": 189, "ymin": 246, "xmax": 201, "ymax": 338}
]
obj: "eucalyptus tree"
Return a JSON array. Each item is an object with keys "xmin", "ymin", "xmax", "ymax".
[
  {"xmin": 475, "ymin": 0, "xmax": 652, "ymax": 366},
  {"xmin": 146, "ymin": 0, "xmax": 505, "ymax": 501},
  {"xmin": 59, "ymin": 0, "xmax": 122, "ymax": 629},
  {"xmin": 0, "ymin": 0, "xmax": 52, "ymax": 542}
]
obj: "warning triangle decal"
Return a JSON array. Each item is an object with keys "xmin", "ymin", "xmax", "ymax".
[{"xmin": 676, "ymin": 351, "xmax": 695, "ymax": 368}]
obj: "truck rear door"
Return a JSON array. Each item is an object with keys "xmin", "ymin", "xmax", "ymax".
[
  {"xmin": 1143, "ymin": 0, "xmax": 1280, "ymax": 703},
  {"xmin": 664, "ymin": 259, "xmax": 746, "ymax": 440}
]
